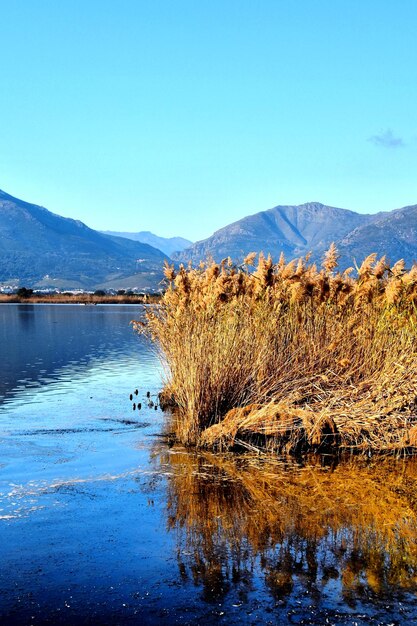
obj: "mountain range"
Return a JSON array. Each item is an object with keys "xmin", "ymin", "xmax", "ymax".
[
  {"xmin": 0, "ymin": 190, "xmax": 168, "ymax": 290},
  {"xmin": 175, "ymin": 201, "xmax": 417, "ymax": 269},
  {"xmin": 1, "ymin": 189, "xmax": 417, "ymax": 290},
  {"xmin": 101, "ymin": 230, "xmax": 192, "ymax": 257}
]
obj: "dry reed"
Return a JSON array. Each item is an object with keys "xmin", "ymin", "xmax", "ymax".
[
  {"xmin": 0, "ymin": 293, "xmax": 160, "ymax": 304},
  {"xmin": 136, "ymin": 246, "xmax": 417, "ymax": 453}
]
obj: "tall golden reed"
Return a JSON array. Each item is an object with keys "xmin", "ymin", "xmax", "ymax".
[{"xmin": 136, "ymin": 246, "xmax": 417, "ymax": 452}]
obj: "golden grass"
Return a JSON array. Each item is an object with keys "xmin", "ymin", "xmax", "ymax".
[{"xmin": 137, "ymin": 246, "xmax": 417, "ymax": 452}]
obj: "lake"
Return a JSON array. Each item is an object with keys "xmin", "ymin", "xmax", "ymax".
[{"xmin": 1, "ymin": 304, "xmax": 417, "ymax": 625}]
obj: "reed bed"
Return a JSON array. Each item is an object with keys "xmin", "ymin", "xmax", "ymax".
[
  {"xmin": 137, "ymin": 245, "xmax": 417, "ymax": 453},
  {"xmin": 0, "ymin": 293, "xmax": 160, "ymax": 304}
]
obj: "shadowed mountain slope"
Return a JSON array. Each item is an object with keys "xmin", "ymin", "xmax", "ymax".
[
  {"xmin": 0, "ymin": 190, "xmax": 168, "ymax": 289},
  {"xmin": 337, "ymin": 204, "xmax": 417, "ymax": 268},
  {"xmin": 175, "ymin": 201, "xmax": 417, "ymax": 268},
  {"xmin": 174, "ymin": 202, "xmax": 380, "ymax": 265}
]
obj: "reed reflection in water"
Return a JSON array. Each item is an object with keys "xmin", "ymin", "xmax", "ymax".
[{"xmin": 159, "ymin": 450, "xmax": 417, "ymax": 615}]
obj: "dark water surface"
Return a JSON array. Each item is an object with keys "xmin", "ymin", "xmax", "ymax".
[{"xmin": 1, "ymin": 305, "xmax": 417, "ymax": 625}]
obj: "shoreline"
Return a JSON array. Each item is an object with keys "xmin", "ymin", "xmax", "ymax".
[{"xmin": 0, "ymin": 294, "xmax": 162, "ymax": 305}]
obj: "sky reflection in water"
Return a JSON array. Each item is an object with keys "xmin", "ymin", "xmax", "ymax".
[{"xmin": 1, "ymin": 304, "xmax": 417, "ymax": 624}]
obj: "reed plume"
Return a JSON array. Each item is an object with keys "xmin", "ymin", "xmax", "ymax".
[{"xmin": 136, "ymin": 245, "xmax": 417, "ymax": 453}]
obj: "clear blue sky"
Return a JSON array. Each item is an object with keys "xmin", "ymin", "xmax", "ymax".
[{"xmin": 1, "ymin": 0, "xmax": 416, "ymax": 241}]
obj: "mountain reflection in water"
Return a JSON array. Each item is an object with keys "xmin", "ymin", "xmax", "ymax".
[{"xmin": 159, "ymin": 449, "xmax": 417, "ymax": 611}]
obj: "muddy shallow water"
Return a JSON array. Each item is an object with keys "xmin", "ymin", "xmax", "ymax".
[{"xmin": 1, "ymin": 304, "xmax": 417, "ymax": 625}]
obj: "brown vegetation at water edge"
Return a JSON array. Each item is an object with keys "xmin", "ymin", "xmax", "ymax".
[
  {"xmin": 160, "ymin": 449, "xmax": 417, "ymax": 599},
  {"xmin": 137, "ymin": 245, "xmax": 417, "ymax": 453},
  {"xmin": 0, "ymin": 293, "xmax": 161, "ymax": 305}
]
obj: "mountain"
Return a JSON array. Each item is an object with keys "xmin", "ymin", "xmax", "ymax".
[
  {"xmin": 0, "ymin": 190, "xmax": 168, "ymax": 290},
  {"xmin": 102, "ymin": 230, "xmax": 192, "ymax": 256},
  {"xmin": 175, "ymin": 202, "xmax": 382, "ymax": 266},
  {"xmin": 335, "ymin": 204, "xmax": 417, "ymax": 268},
  {"xmin": 3, "ymin": 189, "xmax": 417, "ymax": 290}
]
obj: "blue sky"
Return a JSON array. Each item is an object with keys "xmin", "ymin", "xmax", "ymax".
[{"xmin": 1, "ymin": 0, "xmax": 416, "ymax": 241}]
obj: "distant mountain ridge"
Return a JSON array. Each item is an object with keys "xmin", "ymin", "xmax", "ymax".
[
  {"xmin": 102, "ymin": 230, "xmax": 192, "ymax": 256},
  {"xmin": 175, "ymin": 201, "xmax": 417, "ymax": 268},
  {"xmin": 0, "ymin": 189, "xmax": 168, "ymax": 290},
  {"xmin": 2, "ymin": 189, "xmax": 417, "ymax": 290},
  {"xmin": 337, "ymin": 204, "xmax": 417, "ymax": 267}
]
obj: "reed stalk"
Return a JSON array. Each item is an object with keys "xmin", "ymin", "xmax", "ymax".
[{"xmin": 136, "ymin": 247, "xmax": 417, "ymax": 453}]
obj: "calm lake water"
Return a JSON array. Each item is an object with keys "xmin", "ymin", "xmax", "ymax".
[{"xmin": 1, "ymin": 304, "xmax": 417, "ymax": 625}]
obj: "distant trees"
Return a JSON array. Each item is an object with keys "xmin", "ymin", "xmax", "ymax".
[
  {"xmin": 16, "ymin": 287, "xmax": 33, "ymax": 298},
  {"xmin": 93, "ymin": 289, "xmax": 106, "ymax": 296}
]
